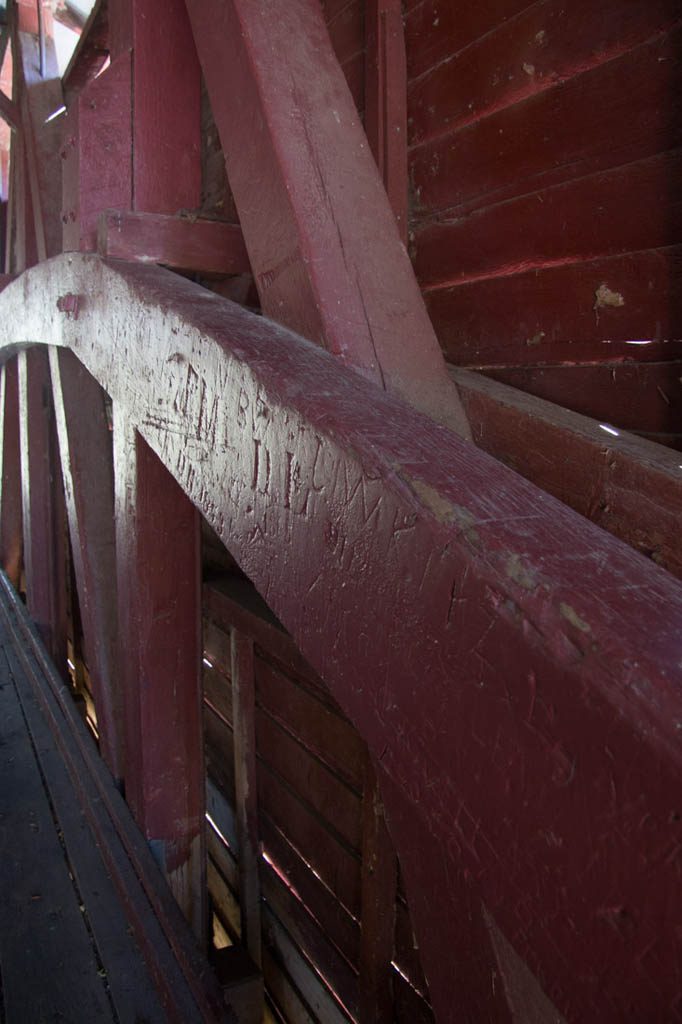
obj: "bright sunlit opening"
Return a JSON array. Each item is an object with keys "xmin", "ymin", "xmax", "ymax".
[
  {"xmin": 45, "ymin": 105, "xmax": 67, "ymax": 124},
  {"xmin": 599, "ymin": 424, "xmax": 620, "ymax": 437}
]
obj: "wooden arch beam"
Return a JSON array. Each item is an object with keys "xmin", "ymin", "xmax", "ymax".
[{"xmin": 0, "ymin": 254, "xmax": 681, "ymax": 1022}]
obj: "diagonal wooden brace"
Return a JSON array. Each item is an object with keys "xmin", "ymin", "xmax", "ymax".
[{"xmin": 185, "ymin": 0, "xmax": 471, "ymax": 437}]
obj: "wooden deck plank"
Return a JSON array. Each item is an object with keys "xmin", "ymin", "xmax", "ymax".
[
  {"xmin": 0, "ymin": 623, "xmax": 115, "ymax": 1023},
  {"xmin": 2, "ymin": 628, "xmax": 168, "ymax": 1024},
  {"xmin": 0, "ymin": 572, "xmax": 235, "ymax": 1024}
]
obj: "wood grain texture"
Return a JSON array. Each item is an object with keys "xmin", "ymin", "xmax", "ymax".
[
  {"xmin": 61, "ymin": 0, "xmax": 109, "ymax": 103},
  {"xmin": 61, "ymin": 53, "xmax": 133, "ymax": 253},
  {"xmin": 0, "ymin": 574, "xmax": 232, "ymax": 1024},
  {"xmin": 411, "ymin": 24, "xmax": 682, "ymax": 218},
  {"xmin": 359, "ymin": 757, "xmax": 398, "ymax": 1024},
  {"xmin": 408, "ymin": 0, "xmax": 681, "ymax": 146},
  {"xmin": 0, "ymin": 630, "xmax": 115, "ymax": 1023},
  {"xmin": 1, "ymin": 621, "xmax": 168, "ymax": 1024},
  {"xmin": 49, "ymin": 347, "xmax": 123, "ymax": 781},
  {"xmin": 0, "ymin": 359, "xmax": 22, "ymax": 586},
  {"xmin": 404, "ymin": 0, "xmax": 533, "ymax": 80},
  {"xmin": 114, "ymin": 420, "xmax": 205, "ymax": 937},
  {"xmin": 483, "ymin": 360, "xmax": 682, "ymax": 434},
  {"xmin": 231, "ymin": 629, "xmax": 263, "ymax": 968},
  {"xmin": 204, "ymin": 689, "xmax": 362, "ymax": 918},
  {"xmin": 17, "ymin": 347, "xmax": 66, "ymax": 668},
  {"xmin": 129, "ymin": 0, "xmax": 201, "ymax": 214},
  {"xmin": 260, "ymin": 811, "xmax": 361, "ymax": 969},
  {"xmin": 365, "ymin": 0, "xmax": 408, "ymax": 242},
  {"xmin": 453, "ymin": 368, "xmax": 682, "ymax": 580},
  {"xmin": 0, "ymin": 88, "xmax": 19, "ymax": 129},
  {"xmin": 14, "ymin": 29, "xmax": 63, "ymax": 261},
  {"xmin": 3, "ymin": 254, "xmax": 682, "ymax": 1022},
  {"xmin": 425, "ymin": 246, "xmax": 682, "ymax": 366},
  {"xmin": 414, "ymin": 151, "xmax": 682, "ymax": 290},
  {"xmin": 98, "ymin": 209, "xmax": 251, "ymax": 275},
  {"xmin": 186, "ymin": 0, "xmax": 471, "ymax": 435}
]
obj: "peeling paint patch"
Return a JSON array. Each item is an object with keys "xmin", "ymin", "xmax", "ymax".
[
  {"xmin": 594, "ymin": 283, "xmax": 625, "ymax": 312},
  {"xmin": 409, "ymin": 478, "xmax": 458, "ymax": 525},
  {"xmin": 407, "ymin": 478, "xmax": 480, "ymax": 544},
  {"xmin": 523, "ymin": 63, "xmax": 535, "ymax": 76},
  {"xmin": 506, "ymin": 554, "xmax": 537, "ymax": 591},
  {"xmin": 560, "ymin": 602, "xmax": 591, "ymax": 633},
  {"xmin": 526, "ymin": 330, "xmax": 545, "ymax": 347}
]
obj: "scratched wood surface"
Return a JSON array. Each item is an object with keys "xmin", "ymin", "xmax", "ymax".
[
  {"xmin": 203, "ymin": 576, "xmax": 434, "ymax": 1023},
  {"xmin": 2, "ymin": 254, "xmax": 681, "ymax": 1022},
  {"xmin": 406, "ymin": 2, "xmax": 682, "ymax": 435},
  {"xmin": 0, "ymin": 586, "xmax": 171, "ymax": 1024}
]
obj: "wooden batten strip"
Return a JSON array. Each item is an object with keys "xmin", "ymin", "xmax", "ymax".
[
  {"xmin": 359, "ymin": 756, "xmax": 398, "ymax": 1024},
  {"xmin": 231, "ymin": 629, "xmax": 263, "ymax": 972},
  {"xmin": 0, "ymin": 359, "xmax": 22, "ymax": 587}
]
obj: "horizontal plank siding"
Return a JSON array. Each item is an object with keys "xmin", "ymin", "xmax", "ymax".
[
  {"xmin": 425, "ymin": 246, "xmax": 682, "ymax": 367},
  {"xmin": 484, "ymin": 360, "xmax": 682, "ymax": 434},
  {"xmin": 408, "ymin": 0, "xmax": 681, "ymax": 147},
  {"xmin": 404, "ymin": 0, "xmax": 534, "ymax": 80},
  {"xmin": 202, "ymin": 593, "xmax": 434, "ymax": 1021},
  {"xmin": 260, "ymin": 813, "xmax": 361, "ymax": 969},
  {"xmin": 414, "ymin": 151, "xmax": 682, "ymax": 291},
  {"xmin": 325, "ymin": 0, "xmax": 364, "ymax": 68},
  {"xmin": 393, "ymin": 970, "xmax": 436, "ymax": 1024},
  {"xmin": 256, "ymin": 759, "xmax": 362, "ymax": 919},
  {"xmin": 255, "ymin": 656, "xmax": 365, "ymax": 792},
  {"xmin": 255, "ymin": 709, "xmax": 363, "ymax": 852},
  {"xmin": 411, "ymin": 25, "xmax": 682, "ymax": 218}
]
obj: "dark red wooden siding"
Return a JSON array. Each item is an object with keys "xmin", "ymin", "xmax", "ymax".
[{"xmin": 405, "ymin": 0, "xmax": 682, "ymax": 441}]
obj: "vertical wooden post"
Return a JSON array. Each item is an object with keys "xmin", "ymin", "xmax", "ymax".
[
  {"xmin": 17, "ymin": 346, "xmax": 67, "ymax": 669},
  {"xmin": 231, "ymin": 629, "xmax": 262, "ymax": 968},
  {"xmin": 109, "ymin": 0, "xmax": 201, "ymax": 214},
  {"xmin": 364, "ymin": 0, "xmax": 409, "ymax": 244},
  {"xmin": 113, "ymin": 408, "xmax": 206, "ymax": 940},
  {"xmin": 49, "ymin": 347, "xmax": 124, "ymax": 784},
  {"xmin": 0, "ymin": 358, "xmax": 23, "ymax": 586},
  {"xmin": 359, "ymin": 755, "xmax": 398, "ymax": 1024}
]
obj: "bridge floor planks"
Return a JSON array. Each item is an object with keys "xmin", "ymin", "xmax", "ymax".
[{"xmin": 0, "ymin": 606, "xmax": 168, "ymax": 1024}]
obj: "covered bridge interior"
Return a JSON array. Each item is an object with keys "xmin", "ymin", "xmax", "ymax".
[{"xmin": 0, "ymin": 1, "xmax": 680, "ymax": 1022}]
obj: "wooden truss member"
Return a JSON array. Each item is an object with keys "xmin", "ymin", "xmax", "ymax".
[
  {"xmin": 1, "ymin": 253, "xmax": 680, "ymax": 1023},
  {"xmin": 184, "ymin": 0, "xmax": 472, "ymax": 438}
]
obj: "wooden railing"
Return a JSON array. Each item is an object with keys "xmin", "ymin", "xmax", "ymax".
[{"xmin": 0, "ymin": 253, "xmax": 681, "ymax": 1022}]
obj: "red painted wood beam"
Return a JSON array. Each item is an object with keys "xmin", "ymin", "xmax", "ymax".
[
  {"xmin": 0, "ymin": 89, "xmax": 19, "ymax": 130},
  {"xmin": 452, "ymin": 368, "xmax": 682, "ymax": 580},
  {"xmin": 61, "ymin": 0, "xmax": 108, "ymax": 104},
  {"xmin": 0, "ymin": 358, "xmax": 23, "ymax": 586},
  {"xmin": 49, "ymin": 347, "xmax": 124, "ymax": 783},
  {"xmin": 54, "ymin": 0, "xmax": 88, "ymax": 34},
  {"xmin": 231, "ymin": 629, "xmax": 262, "ymax": 969},
  {"xmin": 359, "ymin": 757, "xmax": 398, "ymax": 1024},
  {"xmin": 364, "ymin": 0, "xmax": 409, "ymax": 244},
  {"xmin": 2, "ymin": 254, "xmax": 682, "ymax": 1022},
  {"xmin": 114, "ymin": 414, "xmax": 205, "ymax": 939},
  {"xmin": 98, "ymin": 210, "xmax": 250, "ymax": 275},
  {"xmin": 61, "ymin": 53, "xmax": 133, "ymax": 254},
  {"xmin": 109, "ymin": 0, "xmax": 201, "ymax": 214},
  {"xmin": 184, "ymin": 0, "xmax": 470, "ymax": 437},
  {"xmin": 17, "ymin": 346, "xmax": 66, "ymax": 669},
  {"xmin": 12, "ymin": 21, "xmax": 63, "ymax": 264}
]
